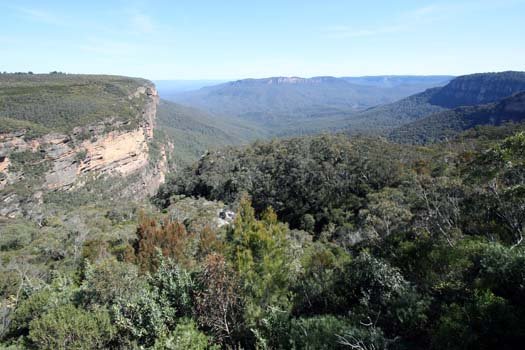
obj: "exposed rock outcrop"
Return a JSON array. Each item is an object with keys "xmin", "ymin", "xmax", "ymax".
[
  {"xmin": 429, "ymin": 71, "xmax": 525, "ymax": 108},
  {"xmin": 0, "ymin": 83, "xmax": 169, "ymax": 217}
]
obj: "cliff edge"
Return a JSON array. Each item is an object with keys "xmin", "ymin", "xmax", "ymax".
[{"xmin": 0, "ymin": 74, "xmax": 170, "ymax": 218}]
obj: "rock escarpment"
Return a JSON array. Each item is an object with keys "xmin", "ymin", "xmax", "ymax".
[
  {"xmin": 0, "ymin": 83, "xmax": 169, "ymax": 218},
  {"xmin": 429, "ymin": 71, "xmax": 525, "ymax": 108}
]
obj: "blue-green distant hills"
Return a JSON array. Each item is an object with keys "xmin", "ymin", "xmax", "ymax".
[
  {"xmin": 159, "ymin": 72, "xmax": 525, "ymax": 139},
  {"xmin": 160, "ymin": 75, "xmax": 453, "ymax": 136}
]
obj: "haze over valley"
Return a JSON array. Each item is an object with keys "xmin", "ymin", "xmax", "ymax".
[{"xmin": 158, "ymin": 75, "xmax": 453, "ymax": 136}]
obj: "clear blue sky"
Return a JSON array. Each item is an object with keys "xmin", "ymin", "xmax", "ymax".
[{"xmin": 1, "ymin": 0, "xmax": 524, "ymax": 80}]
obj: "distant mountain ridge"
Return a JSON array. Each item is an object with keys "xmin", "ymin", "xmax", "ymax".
[
  {"xmin": 163, "ymin": 75, "xmax": 452, "ymax": 135},
  {"xmin": 227, "ymin": 76, "xmax": 363, "ymax": 86},
  {"xmin": 342, "ymin": 75, "xmax": 454, "ymax": 88},
  {"xmin": 207, "ymin": 75, "xmax": 454, "ymax": 87},
  {"xmin": 158, "ymin": 72, "xmax": 525, "ymax": 143}
]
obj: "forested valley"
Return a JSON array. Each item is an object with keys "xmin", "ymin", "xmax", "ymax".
[{"xmin": 1, "ymin": 71, "xmax": 525, "ymax": 349}]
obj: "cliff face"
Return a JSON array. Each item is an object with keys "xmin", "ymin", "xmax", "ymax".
[
  {"xmin": 0, "ymin": 83, "xmax": 169, "ymax": 218},
  {"xmin": 429, "ymin": 71, "xmax": 525, "ymax": 108}
]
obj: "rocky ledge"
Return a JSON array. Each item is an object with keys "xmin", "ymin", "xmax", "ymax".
[{"xmin": 0, "ymin": 83, "xmax": 169, "ymax": 218}]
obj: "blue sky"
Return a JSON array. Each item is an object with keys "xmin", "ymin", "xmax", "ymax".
[{"xmin": 1, "ymin": 0, "xmax": 524, "ymax": 79}]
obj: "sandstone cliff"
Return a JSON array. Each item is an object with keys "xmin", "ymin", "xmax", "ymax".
[{"xmin": 0, "ymin": 82, "xmax": 169, "ymax": 218}]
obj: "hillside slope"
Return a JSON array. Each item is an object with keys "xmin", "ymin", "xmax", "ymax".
[
  {"xmin": 156, "ymin": 99, "xmax": 265, "ymax": 165},
  {"xmin": 342, "ymin": 88, "xmax": 447, "ymax": 134},
  {"xmin": 390, "ymin": 92, "xmax": 525, "ymax": 144}
]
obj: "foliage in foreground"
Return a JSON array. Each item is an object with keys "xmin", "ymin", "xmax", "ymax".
[{"xmin": 2, "ymin": 129, "xmax": 525, "ymax": 349}]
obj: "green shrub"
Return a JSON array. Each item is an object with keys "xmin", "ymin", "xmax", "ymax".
[
  {"xmin": 79, "ymin": 258, "xmax": 144, "ymax": 308},
  {"xmin": 112, "ymin": 288, "xmax": 171, "ymax": 347},
  {"xmin": 6, "ymin": 290, "xmax": 53, "ymax": 339},
  {"xmin": 431, "ymin": 290, "xmax": 521, "ymax": 350},
  {"xmin": 288, "ymin": 316, "xmax": 352, "ymax": 350},
  {"xmin": 0, "ymin": 222, "xmax": 37, "ymax": 251},
  {"xmin": 152, "ymin": 319, "xmax": 217, "ymax": 350},
  {"xmin": 110, "ymin": 257, "xmax": 196, "ymax": 348},
  {"xmin": 28, "ymin": 304, "xmax": 114, "ymax": 350},
  {"xmin": 292, "ymin": 242, "xmax": 351, "ymax": 316},
  {"xmin": 148, "ymin": 257, "xmax": 195, "ymax": 319},
  {"xmin": 7, "ymin": 276, "xmax": 77, "ymax": 340}
]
